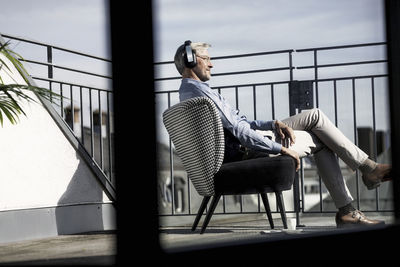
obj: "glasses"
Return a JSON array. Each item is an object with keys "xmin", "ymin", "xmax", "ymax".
[{"xmin": 197, "ymin": 55, "xmax": 211, "ymax": 63}]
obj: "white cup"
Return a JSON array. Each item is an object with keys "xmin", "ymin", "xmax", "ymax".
[{"xmin": 287, "ymin": 218, "xmax": 296, "ymax": 230}]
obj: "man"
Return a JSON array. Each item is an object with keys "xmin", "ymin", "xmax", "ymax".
[{"xmin": 174, "ymin": 40, "xmax": 392, "ymax": 227}]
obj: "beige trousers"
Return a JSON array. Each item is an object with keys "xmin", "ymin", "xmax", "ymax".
[{"xmin": 261, "ymin": 108, "xmax": 369, "ymax": 208}]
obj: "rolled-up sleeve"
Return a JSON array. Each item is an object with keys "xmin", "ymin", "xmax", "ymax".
[
  {"xmin": 225, "ymin": 118, "xmax": 282, "ymax": 154},
  {"xmin": 248, "ymin": 119, "xmax": 275, "ymax": 131}
]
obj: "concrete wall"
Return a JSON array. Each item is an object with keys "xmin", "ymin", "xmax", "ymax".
[{"xmin": 0, "ymin": 51, "xmax": 115, "ymax": 244}]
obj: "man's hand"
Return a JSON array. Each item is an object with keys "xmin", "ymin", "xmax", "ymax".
[
  {"xmin": 280, "ymin": 146, "xmax": 300, "ymax": 172},
  {"xmin": 275, "ymin": 120, "xmax": 296, "ymax": 147}
]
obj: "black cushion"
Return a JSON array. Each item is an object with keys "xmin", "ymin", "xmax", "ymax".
[{"xmin": 213, "ymin": 155, "xmax": 296, "ymax": 195}]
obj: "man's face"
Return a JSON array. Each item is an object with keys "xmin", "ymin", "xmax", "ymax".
[{"xmin": 193, "ymin": 50, "xmax": 213, "ymax": 82}]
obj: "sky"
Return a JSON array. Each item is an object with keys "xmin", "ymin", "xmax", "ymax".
[
  {"xmin": 153, "ymin": 0, "xmax": 386, "ymax": 88},
  {"xmin": 153, "ymin": 0, "xmax": 390, "ymax": 147},
  {"xmin": 0, "ymin": 0, "xmax": 111, "ymax": 58},
  {"xmin": 153, "ymin": 0, "xmax": 386, "ymax": 61},
  {"xmin": 0, "ymin": 0, "xmax": 111, "ymax": 91}
]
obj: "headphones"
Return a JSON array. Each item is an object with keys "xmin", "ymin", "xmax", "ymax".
[{"xmin": 183, "ymin": 40, "xmax": 197, "ymax": 68}]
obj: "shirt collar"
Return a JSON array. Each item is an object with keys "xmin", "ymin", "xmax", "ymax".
[{"xmin": 182, "ymin": 78, "xmax": 210, "ymax": 88}]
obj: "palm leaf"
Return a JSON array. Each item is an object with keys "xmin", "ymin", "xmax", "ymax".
[
  {"xmin": 0, "ymin": 98, "xmax": 22, "ymax": 126},
  {"xmin": 4, "ymin": 84, "xmax": 63, "ymax": 104},
  {"xmin": 0, "ymin": 42, "xmax": 66, "ymax": 125},
  {"xmin": 0, "ymin": 42, "xmax": 30, "ymax": 83}
]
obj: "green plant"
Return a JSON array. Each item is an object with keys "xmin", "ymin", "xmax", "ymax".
[{"xmin": 0, "ymin": 41, "xmax": 62, "ymax": 126}]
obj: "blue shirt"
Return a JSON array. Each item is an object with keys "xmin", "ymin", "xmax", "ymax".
[{"xmin": 178, "ymin": 78, "xmax": 282, "ymax": 154}]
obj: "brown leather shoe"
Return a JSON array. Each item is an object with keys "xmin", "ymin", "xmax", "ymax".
[
  {"xmin": 335, "ymin": 210, "xmax": 385, "ymax": 228},
  {"xmin": 362, "ymin": 163, "xmax": 392, "ymax": 190}
]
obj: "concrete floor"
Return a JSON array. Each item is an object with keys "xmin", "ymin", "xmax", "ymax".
[
  {"xmin": 159, "ymin": 213, "xmax": 395, "ymax": 252},
  {"xmin": 0, "ymin": 231, "xmax": 116, "ymax": 265}
]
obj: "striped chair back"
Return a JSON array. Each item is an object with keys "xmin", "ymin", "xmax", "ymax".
[{"xmin": 163, "ymin": 97, "xmax": 225, "ymax": 196}]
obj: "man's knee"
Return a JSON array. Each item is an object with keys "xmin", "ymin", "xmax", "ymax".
[
  {"xmin": 309, "ymin": 108, "xmax": 323, "ymax": 115},
  {"xmin": 304, "ymin": 108, "xmax": 324, "ymax": 126}
]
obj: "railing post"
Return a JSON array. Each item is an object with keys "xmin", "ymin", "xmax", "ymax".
[
  {"xmin": 89, "ymin": 88, "xmax": 94, "ymax": 157},
  {"xmin": 289, "ymin": 50, "xmax": 294, "ymax": 81},
  {"xmin": 289, "ymin": 80, "xmax": 313, "ymax": 227},
  {"xmin": 47, "ymin": 45, "xmax": 53, "ymax": 79},
  {"xmin": 47, "ymin": 46, "xmax": 53, "ymax": 102},
  {"xmin": 314, "ymin": 50, "xmax": 319, "ymax": 108}
]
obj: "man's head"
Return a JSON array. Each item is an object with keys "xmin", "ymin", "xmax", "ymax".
[{"xmin": 174, "ymin": 41, "xmax": 213, "ymax": 82}]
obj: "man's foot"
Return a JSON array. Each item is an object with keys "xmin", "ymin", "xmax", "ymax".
[
  {"xmin": 336, "ymin": 210, "xmax": 385, "ymax": 228},
  {"xmin": 362, "ymin": 163, "xmax": 392, "ymax": 190}
]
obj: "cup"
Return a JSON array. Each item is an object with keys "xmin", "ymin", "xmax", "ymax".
[{"xmin": 287, "ymin": 218, "xmax": 296, "ymax": 230}]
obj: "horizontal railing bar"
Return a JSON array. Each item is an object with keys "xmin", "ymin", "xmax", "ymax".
[
  {"xmin": 2, "ymin": 33, "xmax": 112, "ymax": 62},
  {"xmin": 307, "ymin": 74, "xmax": 388, "ymax": 83},
  {"xmin": 153, "ymin": 60, "xmax": 174, "ymax": 65},
  {"xmin": 153, "ymin": 80, "xmax": 291, "ymax": 94},
  {"xmin": 296, "ymin": 59, "xmax": 387, "ymax": 70},
  {"xmin": 154, "ymin": 76, "xmax": 181, "ymax": 81},
  {"xmin": 211, "ymin": 66, "xmax": 294, "ymax": 76},
  {"xmin": 295, "ymin": 42, "xmax": 386, "ymax": 52},
  {"xmin": 153, "ymin": 49, "xmax": 294, "ymax": 65},
  {"xmin": 154, "ymin": 89, "xmax": 179, "ymax": 94},
  {"xmin": 155, "ymin": 63, "xmax": 386, "ymax": 83},
  {"xmin": 54, "ymin": 64, "xmax": 112, "ymax": 79},
  {"xmin": 154, "ymin": 67, "xmax": 294, "ymax": 82},
  {"xmin": 32, "ymin": 76, "xmax": 113, "ymax": 92},
  {"xmin": 223, "ymin": 74, "xmax": 388, "ymax": 87},
  {"xmin": 211, "ymin": 49, "xmax": 294, "ymax": 60},
  {"xmin": 212, "ymin": 80, "xmax": 291, "ymax": 89},
  {"xmin": 153, "ymin": 43, "xmax": 386, "ymax": 66},
  {"xmin": 21, "ymin": 58, "xmax": 112, "ymax": 79},
  {"xmin": 158, "ymin": 209, "xmax": 394, "ymax": 217},
  {"xmin": 154, "ymin": 74, "xmax": 388, "ymax": 94},
  {"xmin": 154, "ymin": 65, "xmax": 387, "ymax": 83},
  {"xmin": 18, "ymin": 58, "xmax": 51, "ymax": 67}
]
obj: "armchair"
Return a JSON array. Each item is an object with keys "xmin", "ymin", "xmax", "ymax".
[{"xmin": 163, "ymin": 96, "xmax": 296, "ymax": 234}]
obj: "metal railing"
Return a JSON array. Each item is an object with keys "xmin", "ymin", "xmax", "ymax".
[
  {"xmin": 1, "ymin": 34, "xmax": 116, "ymax": 198},
  {"xmin": 155, "ymin": 42, "xmax": 392, "ymax": 218}
]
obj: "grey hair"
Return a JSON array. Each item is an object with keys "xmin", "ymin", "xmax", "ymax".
[{"xmin": 174, "ymin": 42, "xmax": 211, "ymax": 75}]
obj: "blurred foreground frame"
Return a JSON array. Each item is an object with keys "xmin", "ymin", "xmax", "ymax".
[{"xmin": 386, "ymin": 0, "xmax": 400, "ymax": 221}]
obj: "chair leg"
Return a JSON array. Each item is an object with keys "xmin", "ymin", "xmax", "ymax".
[
  {"xmin": 275, "ymin": 191, "xmax": 288, "ymax": 229},
  {"xmin": 192, "ymin": 196, "xmax": 211, "ymax": 231},
  {"xmin": 200, "ymin": 194, "xmax": 221, "ymax": 234},
  {"xmin": 260, "ymin": 193, "xmax": 274, "ymax": 229}
]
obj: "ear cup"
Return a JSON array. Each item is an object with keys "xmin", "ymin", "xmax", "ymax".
[{"xmin": 184, "ymin": 40, "xmax": 197, "ymax": 68}]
